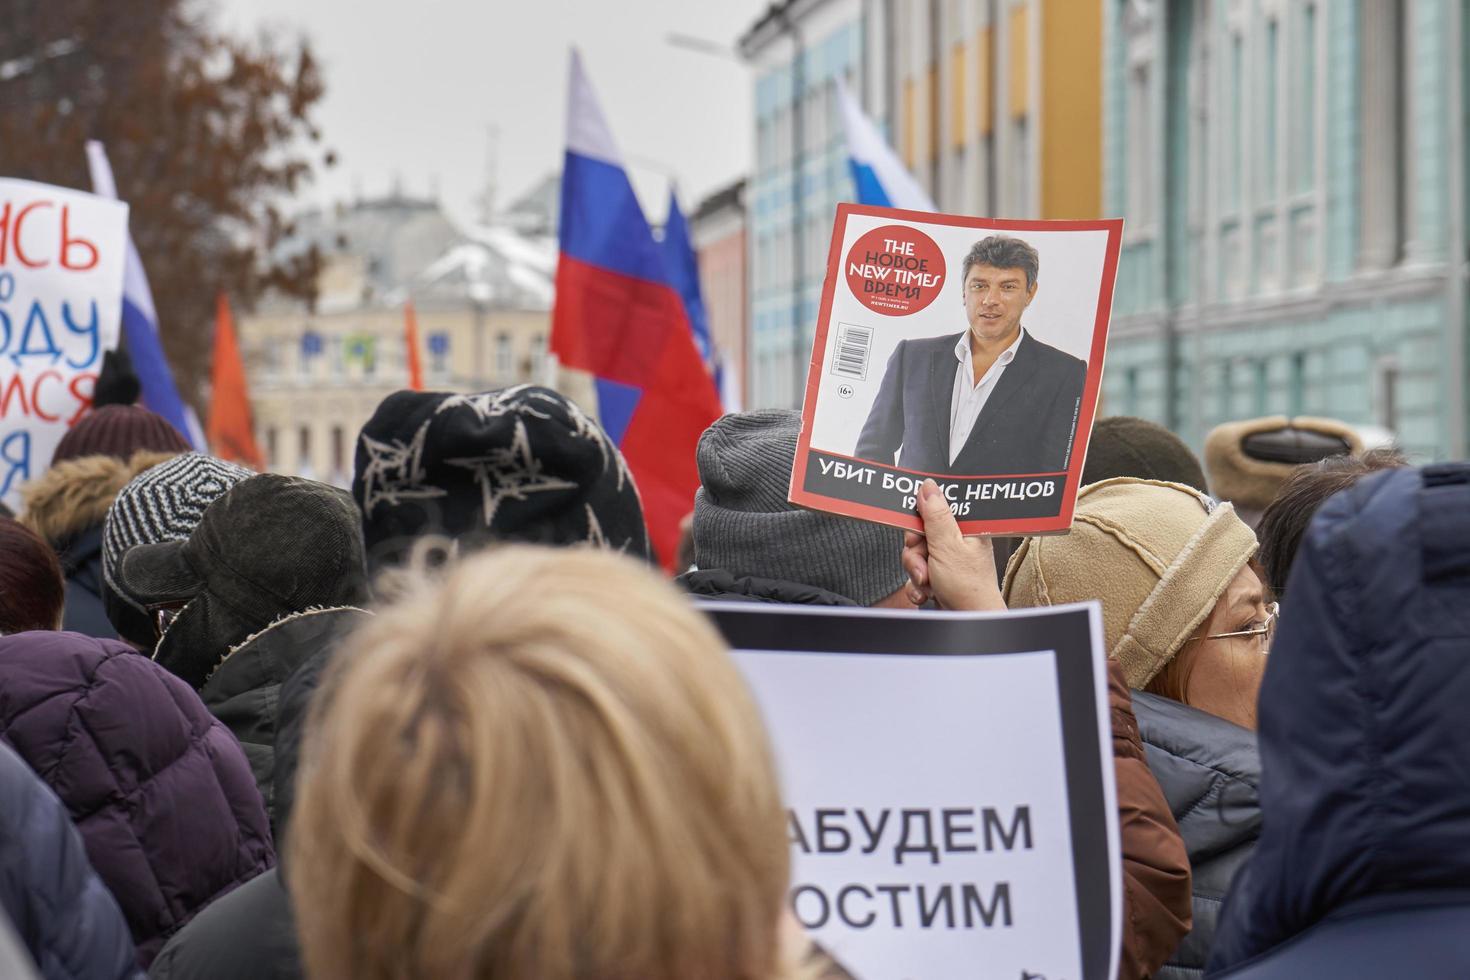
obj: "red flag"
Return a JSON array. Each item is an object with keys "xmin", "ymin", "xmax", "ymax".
[
  {"xmin": 404, "ymin": 300, "xmax": 424, "ymax": 391},
  {"xmin": 206, "ymin": 292, "xmax": 263, "ymax": 470}
]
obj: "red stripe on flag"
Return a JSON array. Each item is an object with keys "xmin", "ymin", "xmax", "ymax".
[{"xmin": 550, "ymin": 255, "xmax": 722, "ymax": 569}]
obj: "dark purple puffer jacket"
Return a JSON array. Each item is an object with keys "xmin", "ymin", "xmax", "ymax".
[{"xmin": 0, "ymin": 632, "xmax": 275, "ymax": 966}]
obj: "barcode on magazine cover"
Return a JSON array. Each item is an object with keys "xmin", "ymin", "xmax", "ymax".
[{"xmin": 831, "ymin": 323, "xmax": 873, "ymax": 381}]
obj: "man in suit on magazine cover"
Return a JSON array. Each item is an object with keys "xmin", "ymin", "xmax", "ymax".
[{"xmin": 854, "ymin": 235, "xmax": 1087, "ymax": 477}]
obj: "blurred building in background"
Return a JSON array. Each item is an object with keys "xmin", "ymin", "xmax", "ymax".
[
  {"xmin": 890, "ymin": 0, "xmax": 1101, "ymax": 221},
  {"xmin": 740, "ymin": 0, "xmax": 877, "ymax": 409},
  {"xmin": 690, "ymin": 178, "xmax": 750, "ymax": 408},
  {"xmin": 239, "ymin": 189, "xmax": 557, "ymax": 483},
  {"xmin": 1102, "ymin": 0, "xmax": 1467, "ymax": 459},
  {"xmin": 738, "ymin": 0, "xmax": 1104, "ymax": 409}
]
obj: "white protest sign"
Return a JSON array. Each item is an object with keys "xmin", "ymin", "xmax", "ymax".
[
  {"xmin": 705, "ymin": 601, "xmax": 1120, "ymax": 980},
  {"xmin": 0, "ymin": 178, "xmax": 129, "ymax": 508}
]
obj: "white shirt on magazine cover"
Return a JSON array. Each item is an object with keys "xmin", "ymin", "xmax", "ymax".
[{"xmin": 949, "ymin": 327, "xmax": 1024, "ymax": 466}]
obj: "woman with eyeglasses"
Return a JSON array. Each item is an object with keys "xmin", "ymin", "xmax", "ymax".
[{"xmin": 903, "ymin": 475, "xmax": 1266, "ymax": 980}]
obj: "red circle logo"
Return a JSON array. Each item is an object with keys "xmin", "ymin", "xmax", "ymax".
[{"xmin": 844, "ymin": 225, "xmax": 947, "ymax": 316}]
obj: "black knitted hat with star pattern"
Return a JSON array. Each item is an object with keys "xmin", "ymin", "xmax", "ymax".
[{"xmin": 351, "ymin": 385, "xmax": 650, "ymax": 571}]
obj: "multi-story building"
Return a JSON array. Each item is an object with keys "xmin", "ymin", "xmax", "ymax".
[
  {"xmin": 738, "ymin": 0, "xmax": 1105, "ymax": 408},
  {"xmin": 690, "ymin": 178, "xmax": 749, "ymax": 408},
  {"xmin": 890, "ymin": 0, "xmax": 1102, "ymax": 220},
  {"xmin": 239, "ymin": 192, "xmax": 559, "ymax": 484},
  {"xmin": 740, "ymin": 0, "xmax": 883, "ymax": 409},
  {"xmin": 1102, "ymin": 0, "xmax": 1468, "ymax": 459}
]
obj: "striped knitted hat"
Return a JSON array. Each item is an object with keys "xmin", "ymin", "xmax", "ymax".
[{"xmin": 102, "ymin": 453, "xmax": 254, "ymax": 638}]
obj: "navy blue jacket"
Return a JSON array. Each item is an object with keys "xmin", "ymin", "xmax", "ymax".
[
  {"xmin": 1134, "ymin": 692, "xmax": 1259, "ymax": 979},
  {"xmin": 0, "ymin": 741, "xmax": 140, "ymax": 980},
  {"xmin": 854, "ymin": 329, "xmax": 1086, "ymax": 476},
  {"xmin": 1209, "ymin": 464, "xmax": 1470, "ymax": 977}
]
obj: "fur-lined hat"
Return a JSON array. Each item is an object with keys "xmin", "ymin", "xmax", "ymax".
[{"xmin": 1203, "ymin": 416, "xmax": 1362, "ymax": 526}]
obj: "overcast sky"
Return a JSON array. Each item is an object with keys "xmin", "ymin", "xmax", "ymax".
[{"xmin": 220, "ymin": 0, "xmax": 768, "ymax": 229}]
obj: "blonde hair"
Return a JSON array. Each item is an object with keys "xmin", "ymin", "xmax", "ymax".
[{"xmin": 288, "ymin": 545, "xmax": 802, "ymax": 980}]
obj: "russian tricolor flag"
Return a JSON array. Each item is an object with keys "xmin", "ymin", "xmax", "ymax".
[
  {"xmin": 661, "ymin": 189, "xmax": 739, "ymax": 412},
  {"xmin": 835, "ymin": 78, "xmax": 935, "ymax": 211},
  {"xmin": 551, "ymin": 51, "xmax": 723, "ymax": 568},
  {"xmin": 85, "ymin": 141, "xmax": 204, "ymax": 447}
]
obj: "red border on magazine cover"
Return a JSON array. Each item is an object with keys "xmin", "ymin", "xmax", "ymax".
[{"xmin": 789, "ymin": 204, "xmax": 1124, "ymax": 536}]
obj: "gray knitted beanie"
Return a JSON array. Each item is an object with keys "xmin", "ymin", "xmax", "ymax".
[{"xmin": 693, "ymin": 410, "xmax": 907, "ymax": 605}]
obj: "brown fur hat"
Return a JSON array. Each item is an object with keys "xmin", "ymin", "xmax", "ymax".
[
  {"xmin": 1203, "ymin": 416, "xmax": 1363, "ymax": 519},
  {"xmin": 21, "ymin": 450, "xmax": 181, "ymax": 546}
]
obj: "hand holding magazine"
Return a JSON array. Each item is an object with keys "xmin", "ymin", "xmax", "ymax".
[{"xmin": 790, "ymin": 205, "xmax": 1123, "ymax": 536}]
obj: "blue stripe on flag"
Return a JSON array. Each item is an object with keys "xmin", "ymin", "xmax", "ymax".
[
  {"xmin": 560, "ymin": 152, "xmax": 668, "ymax": 285},
  {"xmin": 593, "ymin": 375, "xmax": 642, "ymax": 446},
  {"xmin": 120, "ymin": 297, "xmax": 195, "ymax": 442},
  {"xmin": 848, "ymin": 160, "xmax": 894, "ymax": 208}
]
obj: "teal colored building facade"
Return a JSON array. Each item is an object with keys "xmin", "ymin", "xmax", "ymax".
[{"xmin": 1102, "ymin": 0, "xmax": 1469, "ymax": 460}]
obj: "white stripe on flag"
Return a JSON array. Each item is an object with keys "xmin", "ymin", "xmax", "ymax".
[{"xmin": 835, "ymin": 78, "xmax": 936, "ymax": 212}]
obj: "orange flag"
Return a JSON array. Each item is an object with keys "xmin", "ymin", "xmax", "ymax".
[
  {"xmin": 206, "ymin": 292, "xmax": 264, "ymax": 470},
  {"xmin": 404, "ymin": 299, "xmax": 424, "ymax": 390}
]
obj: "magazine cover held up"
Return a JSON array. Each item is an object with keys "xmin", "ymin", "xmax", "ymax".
[{"xmin": 790, "ymin": 204, "xmax": 1123, "ymax": 535}]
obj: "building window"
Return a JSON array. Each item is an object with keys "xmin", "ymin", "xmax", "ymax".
[
  {"xmin": 298, "ymin": 425, "xmax": 312, "ymax": 467},
  {"xmin": 1253, "ymin": 358, "xmax": 1270, "ymax": 415},
  {"xmin": 1359, "ymin": 0, "xmax": 1408, "ymax": 269},
  {"xmin": 494, "ymin": 332, "xmax": 513, "ymax": 381},
  {"xmin": 1125, "ymin": 366, "xmax": 1141, "ymax": 416},
  {"xmin": 1228, "ymin": 34, "xmax": 1243, "ymax": 212},
  {"xmin": 1261, "ymin": 18, "xmax": 1280, "ymax": 201},
  {"xmin": 428, "ymin": 331, "xmax": 451, "ymax": 380},
  {"xmin": 331, "ymin": 425, "xmax": 345, "ymax": 482},
  {"xmin": 529, "ymin": 332, "xmax": 547, "ymax": 383},
  {"xmin": 1293, "ymin": 4, "xmax": 1318, "ymax": 194},
  {"xmin": 1126, "ymin": 65, "xmax": 1152, "ymax": 231},
  {"xmin": 1289, "ymin": 351, "xmax": 1306, "ymax": 416},
  {"xmin": 266, "ymin": 426, "xmax": 278, "ymax": 468},
  {"xmin": 1375, "ymin": 355, "xmax": 1401, "ymax": 433},
  {"xmin": 1008, "ymin": 115, "xmax": 1030, "ymax": 217},
  {"xmin": 344, "ymin": 334, "xmax": 376, "ymax": 378}
]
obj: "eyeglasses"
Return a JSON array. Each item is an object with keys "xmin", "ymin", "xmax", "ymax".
[
  {"xmin": 148, "ymin": 601, "xmax": 188, "ymax": 641},
  {"xmin": 1197, "ymin": 602, "xmax": 1278, "ymax": 653}
]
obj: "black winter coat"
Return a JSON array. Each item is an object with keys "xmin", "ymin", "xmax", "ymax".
[
  {"xmin": 677, "ymin": 568, "xmax": 860, "ymax": 606},
  {"xmin": 1209, "ymin": 465, "xmax": 1470, "ymax": 977},
  {"xmin": 0, "ymin": 741, "xmax": 140, "ymax": 980},
  {"xmin": 197, "ymin": 607, "xmax": 367, "ymax": 828},
  {"xmin": 147, "ymin": 870, "xmax": 296, "ymax": 980},
  {"xmin": 149, "ymin": 623, "xmax": 354, "ymax": 980},
  {"xmin": 1133, "ymin": 691, "xmax": 1260, "ymax": 980}
]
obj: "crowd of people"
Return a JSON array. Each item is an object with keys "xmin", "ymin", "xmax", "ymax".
[{"xmin": 0, "ymin": 378, "xmax": 1464, "ymax": 980}]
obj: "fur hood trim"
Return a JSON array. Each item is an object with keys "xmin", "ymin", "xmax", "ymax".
[
  {"xmin": 21, "ymin": 450, "xmax": 181, "ymax": 545},
  {"xmin": 199, "ymin": 605, "xmax": 371, "ymax": 687},
  {"xmin": 1203, "ymin": 416, "xmax": 1363, "ymax": 512}
]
